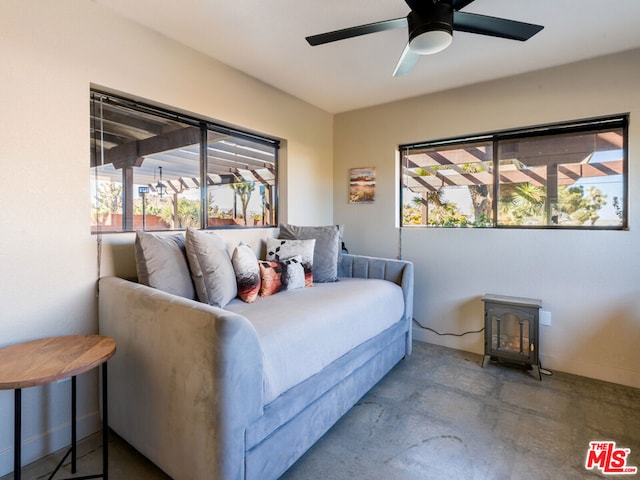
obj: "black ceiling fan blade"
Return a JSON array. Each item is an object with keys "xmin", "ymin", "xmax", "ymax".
[
  {"xmin": 306, "ymin": 17, "xmax": 407, "ymax": 46},
  {"xmin": 453, "ymin": 11, "xmax": 544, "ymax": 41},
  {"xmin": 452, "ymin": 0, "xmax": 477, "ymax": 11},
  {"xmin": 393, "ymin": 44, "xmax": 421, "ymax": 77}
]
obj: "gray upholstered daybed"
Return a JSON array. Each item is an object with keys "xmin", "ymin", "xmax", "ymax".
[{"xmin": 99, "ymin": 225, "xmax": 413, "ymax": 480}]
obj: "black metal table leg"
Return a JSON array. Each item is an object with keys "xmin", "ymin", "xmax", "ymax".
[
  {"xmin": 72, "ymin": 376, "xmax": 77, "ymax": 473},
  {"xmin": 102, "ymin": 363, "xmax": 108, "ymax": 480},
  {"xmin": 46, "ymin": 369, "xmax": 109, "ymax": 480},
  {"xmin": 14, "ymin": 388, "xmax": 21, "ymax": 480}
]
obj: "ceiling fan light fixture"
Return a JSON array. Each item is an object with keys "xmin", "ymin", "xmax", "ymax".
[
  {"xmin": 407, "ymin": 5, "xmax": 454, "ymax": 56},
  {"xmin": 409, "ymin": 29, "xmax": 453, "ymax": 55}
]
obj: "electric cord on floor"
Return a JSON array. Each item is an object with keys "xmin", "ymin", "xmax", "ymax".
[
  {"xmin": 413, "ymin": 318, "xmax": 553, "ymax": 376},
  {"xmin": 412, "ymin": 317, "xmax": 485, "ymax": 337}
]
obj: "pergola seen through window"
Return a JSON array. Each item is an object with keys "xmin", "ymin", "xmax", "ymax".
[
  {"xmin": 401, "ymin": 115, "xmax": 628, "ymax": 229},
  {"xmin": 90, "ymin": 91, "xmax": 279, "ymax": 233}
]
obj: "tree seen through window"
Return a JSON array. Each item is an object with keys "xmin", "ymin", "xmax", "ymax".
[{"xmin": 401, "ymin": 116, "xmax": 627, "ymax": 229}]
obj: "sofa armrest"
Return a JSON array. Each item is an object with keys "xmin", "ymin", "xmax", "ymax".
[
  {"xmin": 340, "ymin": 254, "xmax": 414, "ymax": 353},
  {"xmin": 98, "ymin": 276, "xmax": 263, "ymax": 480}
]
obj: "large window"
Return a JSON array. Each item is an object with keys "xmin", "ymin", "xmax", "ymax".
[
  {"xmin": 401, "ymin": 115, "xmax": 628, "ymax": 229},
  {"xmin": 90, "ymin": 91, "xmax": 278, "ymax": 233}
]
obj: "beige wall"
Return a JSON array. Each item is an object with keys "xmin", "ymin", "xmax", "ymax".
[
  {"xmin": 0, "ymin": 0, "xmax": 332, "ymax": 474},
  {"xmin": 334, "ymin": 48, "xmax": 640, "ymax": 390}
]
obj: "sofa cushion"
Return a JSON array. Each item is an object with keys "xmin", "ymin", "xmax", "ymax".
[
  {"xmin": 225, "ymin": 277, "xmax": 404, "ymax": 404},
  {"xmin": 259, "ymin": 257, "xmax": 305, "ymax": 297},
  {"xmin": 185, "ymin": 227, "xmax": 237, "ymax": 308},
  {"xmin": 278, "ymin": 224, "xmax": 343, "ymax": 283},
  {"xmin": 134, "ymin": 231, "xmax": 195, "ymax": 300},
  {"xmin": 266, "ymin": 237, "xmax": 314, "ymax": 287},
  {"xmin": 232, "ymin": 242, "xmax": 261, "ymax": 303}
]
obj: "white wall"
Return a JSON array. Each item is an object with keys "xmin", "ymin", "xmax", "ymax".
[
  {"xmin": 334, "ymin": 49, "xmax": 640, "ymax": 389},
  {"xmin": 0, "ymin": 0, "xmax": 332, "ymax": 475}
]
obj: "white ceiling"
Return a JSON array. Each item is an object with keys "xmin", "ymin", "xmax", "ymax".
[{"xmin": 96, "ymin": 0, "xmax": 640, "ymax": 114}]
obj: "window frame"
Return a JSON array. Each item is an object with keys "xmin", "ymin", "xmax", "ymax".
[
  {"xmin": 90, "ymin": 89, "xmax": 280, "ymax": 233},
  {"xmin": 400, "ymin": 114, "xmax": 629, "ymax": 230}
]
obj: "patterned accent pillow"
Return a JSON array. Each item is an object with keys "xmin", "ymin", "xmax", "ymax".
[
  {"xmin": 266, "ymin": 237, "xmax": 315, "ymax": 287},
  {"xmin": 282, "ymin": 256, "xmax": 305, "ymax": 290},
  {"xmin": 259, "ymin": 256, "xmax": 306, "ymax": 297},
  {"xmin": 231, "ymin": 242, "xmax": 261, "ymax": 303}
]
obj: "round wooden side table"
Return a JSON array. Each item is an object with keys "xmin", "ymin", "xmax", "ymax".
[{"xmin": 0, "ymin": 335, "xmax": 116, "ymax": 480}]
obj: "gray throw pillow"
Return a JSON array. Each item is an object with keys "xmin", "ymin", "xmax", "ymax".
[
  {"xmin": 278, "ymin": 224, "xmax": 343, "ymax": 282},
  {"xmin": 185, "ymin": 227, "xmax": 237, "ymax": 308},
  {"xmin": 134, "ymin": 231, "xmax": 196, "ymax": 300}
]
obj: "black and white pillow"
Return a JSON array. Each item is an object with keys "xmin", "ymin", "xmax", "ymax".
[
  {"xmin": 259, "ymin": 255, "xmax": 306, "ymax": 296},
  {"xmin": 266, "ymin": 237, "xmax": 315, "ymax": 287}
]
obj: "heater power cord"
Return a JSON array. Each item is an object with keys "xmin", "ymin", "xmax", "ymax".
[
  {"xmin": 412, "ymin": 317, "xmax": 484, "ymax": 337},
  {"xmin": 412, "ymin": 318, "xmax": 553, "ymax": 376}
]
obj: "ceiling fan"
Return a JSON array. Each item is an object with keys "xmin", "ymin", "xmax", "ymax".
[{"xmin": 306, "ymin": 0, "xmax": 544, "ymax": 76}]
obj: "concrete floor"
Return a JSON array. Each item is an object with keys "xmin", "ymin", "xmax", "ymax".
[{"xmin": 5, "ymin": 341, "xmax": 640, "ymax": 480}]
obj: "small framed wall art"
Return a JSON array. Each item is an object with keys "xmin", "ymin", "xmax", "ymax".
[{"xmin": 349, "ymin": 167, "xmax": 376, "ymax": 204}]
